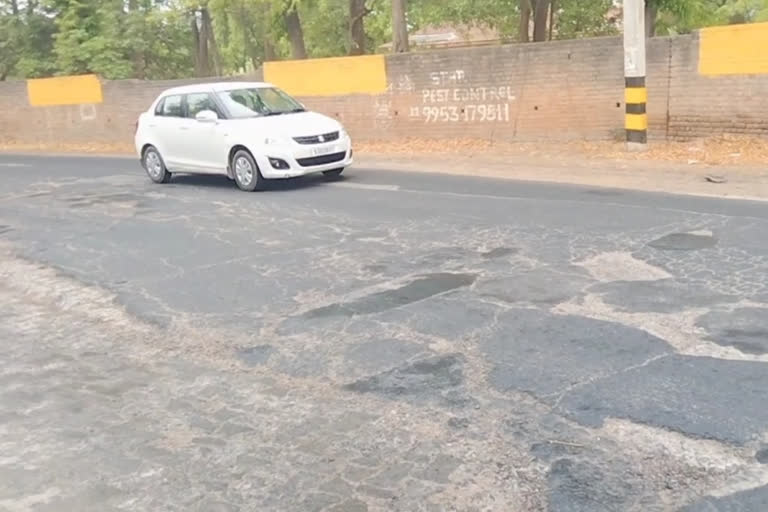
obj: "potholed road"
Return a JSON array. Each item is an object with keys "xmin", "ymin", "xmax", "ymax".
[{"xmin": 1, "ymin": 154, "xmax": 768, "ymax": 511}]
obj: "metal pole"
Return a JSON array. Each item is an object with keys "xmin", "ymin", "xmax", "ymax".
[{"xmin": 623, "ymin": 0, "xmax": 647, "ymax": 150}]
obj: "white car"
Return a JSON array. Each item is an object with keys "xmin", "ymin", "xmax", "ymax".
[{"xmin": 134, "ymin": 81, "xmax": 353, "ymax": 191}]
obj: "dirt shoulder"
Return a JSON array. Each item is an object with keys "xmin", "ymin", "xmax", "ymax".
[
  {"xmin": 2, "ymin": 136, "xmax": 766, "ymax": 201},
  {"xmin": 354, "ymin": 137, "xmax": 768, "ymax": 201}
]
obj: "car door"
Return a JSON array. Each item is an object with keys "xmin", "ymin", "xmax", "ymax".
[
  {"xmin": 181, "ymin": 92, "xmax": 228, "ymax": 174},
  {"xmin": 152, "ymin": 94, "xmax": 187, "ymax": 170}
]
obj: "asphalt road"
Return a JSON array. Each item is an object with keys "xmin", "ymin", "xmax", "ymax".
[{"xmin": 1, "ymin": 154, "xmax": 768, "ymax": 511}]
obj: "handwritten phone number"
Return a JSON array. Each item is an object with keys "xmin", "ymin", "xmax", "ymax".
[{"xmin": 415, "ymin": 104, "xmax": 511, "ymax": 123}]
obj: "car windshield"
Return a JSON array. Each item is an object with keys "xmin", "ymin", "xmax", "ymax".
[{"xmin": 216, "ymin": 87, "xmax": 305, "ymax": 118}]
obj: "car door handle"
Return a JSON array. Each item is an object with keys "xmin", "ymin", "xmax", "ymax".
[{"xmin": 179, "ymin": 126, "xmax": 189, "ymax": 131}]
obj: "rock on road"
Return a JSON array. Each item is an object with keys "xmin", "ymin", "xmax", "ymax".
[{"xmin": 1, "ymin": 154, "xmax": 768, "ymax": 511}]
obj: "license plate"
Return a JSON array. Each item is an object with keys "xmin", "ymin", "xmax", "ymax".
[{"xmin": 312, "ymin": 145, "xmax": 336, "ymax": 156}]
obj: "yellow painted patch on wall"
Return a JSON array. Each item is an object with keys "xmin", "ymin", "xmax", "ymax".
[
  {"xmin": 27, "ymin": 74, "xmax": 103, "ymax": 107},
  {"xmin": 264, "ymin": 55, "xmax": 387, "ymax": 96},
  {"xmin": 699, "ymin": 22, "xmax": 768, "ymax": 76}
]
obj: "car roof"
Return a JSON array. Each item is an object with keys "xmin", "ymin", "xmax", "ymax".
[{"xmin": 159, "ymin": 81, "xmax": 275, "ymax": 96}]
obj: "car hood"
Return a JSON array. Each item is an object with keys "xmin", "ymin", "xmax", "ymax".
[{"xmin": 228, "ymin": 111, "xmax": 342, "ymax": 138}]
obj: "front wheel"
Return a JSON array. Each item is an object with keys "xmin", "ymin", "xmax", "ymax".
[
  {"xmin": 143, "ymin": 146, "xmax": 171, "ymax": 184},
  {"xmin": 322, "ymin": 168, "xmax": 344, "ymax": 179},
  {"xmin": 232, "ymin": 150, "xmax": 264, "ymax": 192}
]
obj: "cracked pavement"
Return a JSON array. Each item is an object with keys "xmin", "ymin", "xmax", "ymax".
[{"xmin": 1, "ymin": 154, "xmax": 768, "ymax": 511}]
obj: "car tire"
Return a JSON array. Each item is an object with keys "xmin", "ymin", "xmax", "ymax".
[
  {"xmin": 231, "ymin": 149, "xmax": 264, "ymax": 192},
  {"xmin": 143, "ymin": 146, "xmax": 171, "ymax": 184},
  {"xmin": 322, "ymin": 168, "xmax": 344, "ymax": 179}
]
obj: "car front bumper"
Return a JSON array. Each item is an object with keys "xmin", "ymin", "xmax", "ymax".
[{"xmin": 255, "ymin": 139, "xmax": 353, "ymax": 179}]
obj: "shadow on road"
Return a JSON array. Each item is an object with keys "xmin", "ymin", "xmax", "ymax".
[{"xmin": 168, "ymin": 173, "xmax": 347, "ymax": 192}]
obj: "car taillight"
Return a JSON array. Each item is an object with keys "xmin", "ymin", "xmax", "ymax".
[{"xmin": 134, "ymin": 120, "xmax": 139, "ymax": 134}]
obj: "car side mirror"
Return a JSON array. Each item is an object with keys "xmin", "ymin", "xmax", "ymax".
[{"xmin": 196, "ymin": 110, "xmax": 218, "ymax": 123}]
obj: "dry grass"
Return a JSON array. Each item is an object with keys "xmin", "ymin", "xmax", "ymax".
[
  {"xmin": 0, "ymin": 141, "xmax": 134, "ymax": 155},
  {"xmin": 357, "ymin": 135, "xmax": 768, "ymax": 167},
  {"xmin": 573, "ymin": 135, "xmax": 768, "ymax": 166}
]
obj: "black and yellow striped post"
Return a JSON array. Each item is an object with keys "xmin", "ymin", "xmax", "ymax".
[
  {"xmin": 623, "ymin": 0, "xmax": 647, "ymax": 150},
  {"xmin": 625, "ymin": 77, "xmax": 647, "ymax": 145}
]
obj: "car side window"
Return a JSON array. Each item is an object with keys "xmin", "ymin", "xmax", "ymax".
[
  {"xmin": 157, "ymin": 95, "xmax": 183, "ymax": 117},
  {"xmin": 154, "ymin": 98, "xmax": 165, "ymax": 116},
  {"xmin": 186, "ymin": 93, "xmax": 220, "ymax": 119}
]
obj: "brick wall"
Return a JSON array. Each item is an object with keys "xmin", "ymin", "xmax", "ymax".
[
  {"xmin": 1, "ymin": 30, "xmax": 768, "ymax": 149},
  {"xmin": 668, "ymin": 30, "xmax": 768, "ymax": 140},
  {"xmin": 0, "ymin": 74, "xmax": 262, "ymax": 148}
]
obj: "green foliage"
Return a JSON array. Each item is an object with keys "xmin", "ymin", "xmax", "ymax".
[
  {"xmin": 555, "ymin": 0, "xmax": 619, "ymax": 39},
  {"xmin": 714, "ymin": 0, "xmax": 768, "ymax": 23},
  {"xmin": 299, "ymin": 0, "xmax": 348, "ymax": 57},
  {"xmin": 410, "ymin": 0, "xmax": 520, "ymax": 38},
  {"xmin": 0, "ymin": 0, "xmax": 57, "ymax": 79},
  {"xmin": 52, "ymin": 0, "xmax": 131, "ymax": 78},
  {"xmin": 652, "ymin": 0, "xmax": 720, "ymax": 34},
  {"xmin": 2, "ymin": 0, "xmax": 767, "ymax": 81}
]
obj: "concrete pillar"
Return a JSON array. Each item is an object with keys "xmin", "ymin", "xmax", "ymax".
[{"xmin": 623, "ymin": 0, "xmax": 648, "ymax": 150}]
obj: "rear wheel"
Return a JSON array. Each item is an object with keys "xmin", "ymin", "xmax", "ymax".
[
  {"xmin": 232, "ymin": 149, "xmax": 264, "ymax": 192},
  {"xmin": 143, "ymin": 146, "xmax": 171, "ymax": 184},
  {"xmin": 322, "ymin": 168, "xmax": 344, "ymax": 179}
]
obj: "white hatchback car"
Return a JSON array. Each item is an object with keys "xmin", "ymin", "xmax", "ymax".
[{"xmin": 134, "ymin": 81, "xmax": 353, "ymax": 191}]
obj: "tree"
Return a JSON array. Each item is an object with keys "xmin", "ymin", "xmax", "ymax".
[
  {"xmin": 0, "ymin": 1, "xmax": 23, "ymax": 79},
  {"xmin": 52, "ymin": 0, "xmax": 132, "ymax": 79},
  {"xmin": 715, "ymin": 0, "xmax": 768, "ymax": 23},
  {"xmin": 519, "ymin": 0, "xmax": 530, "ymax": 41},
  {"xmin": 349, "ymin": 0, "xmax": 371, "ymax": 54},
  {"xmin": 532, "ymin": 0, "xmax": 549, "ymax": 41},
  {"xmin": 391, "ymin": 0, "xmax": 408, "ymax": 52},
  {"xmin": 649, "ymin": 0, "xmax": 727, "ymax": 36},
  {"xmin": 201, "ymin": 6, "xmax": 222, "ymax": 74},
  {"xmin": 5, "ymin": 0, "xmax": 764, "ymax": 81},
  {"xmin": 554, "ymin": 0, "xmax": 617, "ymax": 40},
  {"xmin": 281, "ymin": 0, "xmax": 307, "ymax": 58}
]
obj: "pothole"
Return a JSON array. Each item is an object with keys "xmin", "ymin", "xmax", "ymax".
[
  {"xmin": 303, "ymin": 273, "xmax": 477, "ymax": 317},
  {"xmin": 648, "ymin": 232, "xmax": 717, "ymax": 251}
]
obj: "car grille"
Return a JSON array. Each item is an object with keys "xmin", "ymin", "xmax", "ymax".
[
  {"xmin": 297, "ymin": 151, "xmax": 346, "ymax": 167},
  {"xmin": 293, "ymin": 131, "xmax": 340, "ymax": 145}
]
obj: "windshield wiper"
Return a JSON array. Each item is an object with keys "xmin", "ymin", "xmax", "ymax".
[{"xmin": 262, "ymin": 108, "xmax": 305, "ymax": 116}]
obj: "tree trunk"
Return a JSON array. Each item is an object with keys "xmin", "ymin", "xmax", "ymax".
[
  {"xmin": 191, "ymin": 12, "xmax": 202, "ymax": 76},
  {"xmin": 391, "ymin": 0, "xmax": 409, "ymax": 53},
  {"xmin": 195, "ymin": 11, "xmax": 211, "ymax": 76},
  {"xmin": 127, "ymin": 0, "xmax": 145, "ymax": 79},
  {"xmin": 10, "ymin": 0, "xmax": 19, "ymax": 15},
  {"xmin": 349, "ymin": 0, "xmax": 368, "ymax": 55},
  {"xmin": 284, "ymin": 5, "xmax": 307, "ymax": 59},
  {"xmin": 201, "ymin": 8, "xmax": 222, "ymax": 75},
  {"xmin": 548, "ymin": 0, "xmax": 555, "ymax": 40},
  {"xmin": 533, "ymin": 0, "xmax": 549, "ymax": 42},
  {"xmin": 644, "ymin": 1, "xmax": 657, "ymax": 38},
  {"xmin": 519, "ymin": 0, "xmax": 530, "ymax": 42},
  {"xmin": 264, "ymin": 37, "xmax": 277, "ymax": 61}
]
